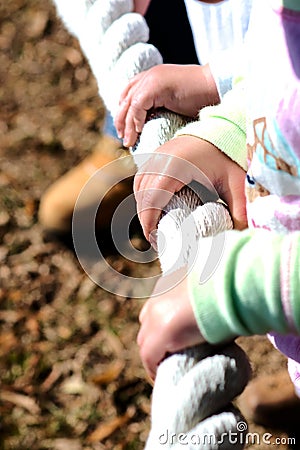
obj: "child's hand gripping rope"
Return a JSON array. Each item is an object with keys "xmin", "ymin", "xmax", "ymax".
[
  {"xmin": 140, "ymin": 179, "xmax": 251, "ymax": 449},
  {"xmin": 51, "ymin": 0, "xmax": 251, "ymax": 447}
]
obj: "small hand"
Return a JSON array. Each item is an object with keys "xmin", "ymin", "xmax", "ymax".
[
  {"xmin": 115, "ymin": 64, "xmax": 219, "ymax": 147},
  {"xmin": 137, "ymin": 268, "xmax": 204, "ymax": 380},
  {"xmin": 134, "ymin": 135, "xmax": 247, "ymax": 242}
]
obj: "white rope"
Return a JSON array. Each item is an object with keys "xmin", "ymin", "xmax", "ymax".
[
  {"xmin": 52, "ymin": 1, "xmax": 251, "ymax": 447},
  {"xmin": 146, "ymin": 344, "xmax": 250, "ymax": 449}
]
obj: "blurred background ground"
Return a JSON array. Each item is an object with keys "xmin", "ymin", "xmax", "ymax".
[{"xmin": 0, "ymin": 1, "xmax": 298, "ymax": 449}]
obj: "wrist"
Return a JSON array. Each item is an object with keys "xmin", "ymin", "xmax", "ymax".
[{"xmin": 201, "ymin": 64, "xmax": 220, "ymax": 108}]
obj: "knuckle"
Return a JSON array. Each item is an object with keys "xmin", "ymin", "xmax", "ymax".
[{"xmin": 131, "ymin": 94, "xmax": 144, "ymax": 112}]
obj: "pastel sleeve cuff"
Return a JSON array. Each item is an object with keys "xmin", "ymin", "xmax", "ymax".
[
  {"xmin": 188, "ymin": 229, "xmax": 300, "ymax": 344},
  {"xmin": 174, "ymin": 83, "xmax": 247, "ymax": 171}
]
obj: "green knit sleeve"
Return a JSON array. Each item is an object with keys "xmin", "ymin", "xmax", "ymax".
[
  {"xmin": 188, "ymin": 228, "xmax": 300, "ymax": 344},
  {"xmin": 175, "ymin": 82, "xmax": 247, "ymax": 171}
]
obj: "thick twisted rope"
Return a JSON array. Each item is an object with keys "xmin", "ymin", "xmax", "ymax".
[{"xmin": 52, "ymin": 1, "xmax": 251, "ymax": 448}]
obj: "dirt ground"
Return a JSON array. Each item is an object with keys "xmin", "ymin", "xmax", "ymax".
[{"xmin": 0, "ymin": 1, "xmax": 299, "ymax": 449}]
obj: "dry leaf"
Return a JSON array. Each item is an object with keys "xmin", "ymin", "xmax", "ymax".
[
  {"xmin": 87, "ymin": 406, "xmax": 135, "ymax": 443},
  {"xmin": 0, "ymin": 390, "xmax": 40, "ymax": 415},
  {"xmin": 90, "ymin": 360, "xmax": 125, "ymax": 385}
]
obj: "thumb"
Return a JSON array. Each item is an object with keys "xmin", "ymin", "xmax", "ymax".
[{"xmin": 220, "ymin": 169, "xmax": 247, "ymax": 230}]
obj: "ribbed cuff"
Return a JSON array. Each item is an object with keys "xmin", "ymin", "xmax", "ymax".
[
  {"xmin": 187, "ymin": 231, "xmax": 252, "ymax": 344},
  {"xmin": 175, "ymin": 118, "xmax": 247, "ymax": 171}
]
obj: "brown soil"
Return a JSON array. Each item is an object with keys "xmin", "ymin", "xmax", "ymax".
[{"xmin": 0, "ymin": 1, "xmax": 298, "ymax": 449}]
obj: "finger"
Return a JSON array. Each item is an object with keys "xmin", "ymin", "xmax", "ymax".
[
  {"xmin": 136, "ymin": 175, "xmax": 184, "ymax": 241},
  {"xmin": 133, "ymin": 150, "xmax": 189, "ymax": 240},
  {"xmin": 133, "ymin": 108, "xmax": 147, "ymax": 134},
  {"xmin": 137, "ymin": 320, "xmax": 158, "ymax": 380},
  {"xmin": 118, "ymin": 84, "xmax": 132, "ymax": 106},
  {"xmin": 137, "ymin": 189, "xmax": 173, "ymax": 241},
  {"xmin": 118, "ymin": 72, "xmax": 144, "ymax": 104},
  {"xmin": 139, "ymin": 336, "xmax": 166, "ymax": 381},
  {"xmin": 123, "ymin": 104, "xmax": 144, "ymax": 147},
  {"xmin": 133, "ymin": 147, "xmax": 175, "ymax": 194},
  {"xmin": 124, "ymin": 106, "xmax": 152, "ymax": 147},
  {"xmin": 134, "ymin": 184, "xmax": 172, "ymax": 241},
  {"xmin": 220, "ymin": 168, "xmax": 247, "ymax": 230},
  {"xmin": 123, "ymin": 92, "xmax": 156, "ymax": 146},
  {"xmin": 115, "ymin": 97, "xmax": 131, "ymax": 139},
  {"xmin": 116, "ymin": 73, "xmax": 145, "ymax": 138},
  {"xmin": 129, "ymin": 93, "xmax": 153, "ymax": 133}
]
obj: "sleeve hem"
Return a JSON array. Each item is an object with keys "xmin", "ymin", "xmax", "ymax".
[{"xmin": 175, "ymin": 118, "xmax": 247, "ymax": 171}]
